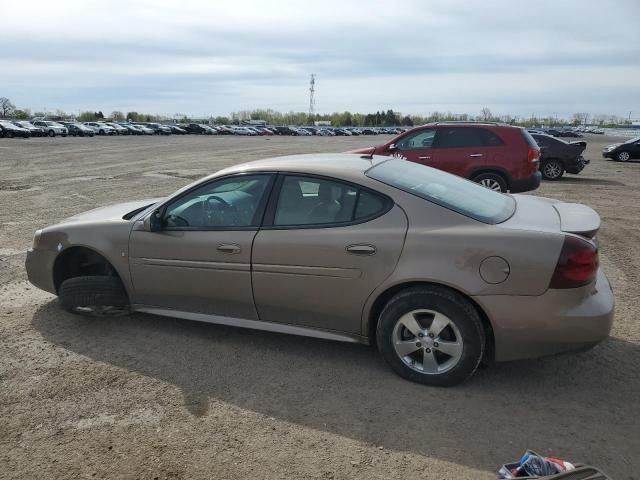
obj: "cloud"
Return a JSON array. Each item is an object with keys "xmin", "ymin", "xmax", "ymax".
[{"xmin": 1, "ymin": 0, "xmax": 639, "ymax": 117}]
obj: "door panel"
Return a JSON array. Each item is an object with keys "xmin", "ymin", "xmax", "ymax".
[
  {"xmin": 129, "ymin": 229, "xmax": 259, "ymax": 318},
  {"xmin": 252, "ymin": 206, "xmax": 408, "ymax": 334},
  {"xmin": 430, "ymin": 127, "xmax": 487, "ymax": 177}
]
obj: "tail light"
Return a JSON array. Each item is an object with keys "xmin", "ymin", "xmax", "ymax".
[
  {"xmin": 527, "ymin": 146, "xmax": 540, "ymax": 165},
  {"xmin": 549, "ymin": 235, "xmax": 599, "ymax": 289}
]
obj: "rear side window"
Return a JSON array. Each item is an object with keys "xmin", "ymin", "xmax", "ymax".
[
  {"xmin": 355, "ymin": 190, "xmax": 386, "ymax": 219},
  {"xmin": 435, "ymin": 128, "xmax": 483, "ymax": 148},
  {"xmin": 366, "ymin": 160, "xmax": 515, "ymax": 224},
  {"xmin": 479, "ymin": 128, "xmax": 504, "ymax": 146}
]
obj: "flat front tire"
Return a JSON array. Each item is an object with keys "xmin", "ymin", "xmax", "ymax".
[
  {"xmin": 377, "ymin": 286, "xmax": 485, "ymax": 386},
  {"xmin": 59, "ymin": 276, "xmax": 130, "ymax": 317}
]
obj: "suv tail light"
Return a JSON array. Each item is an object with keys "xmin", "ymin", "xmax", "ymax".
[
  {"xmin": 549, "ymin": 235, "xmax": 599, "ymax": 289},
  {"xmin": 527, "ymin": 146, "xmax": 540, "ymax": 165}
]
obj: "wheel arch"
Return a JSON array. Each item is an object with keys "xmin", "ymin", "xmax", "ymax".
[
  {"xmin": 365, "ymin": 281, "xmax": 495, "ymax": 361},
  {"xmin": 52, "ymin": 245, "xmax": 127, "ymax": 296}
]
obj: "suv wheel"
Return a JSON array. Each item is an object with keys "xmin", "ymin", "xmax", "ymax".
[
  {"xmin": 377, "ymin": 286, "xmax": 485, "ymax": 386},
  {"xmin": 59, "ymin": 276, "xmax": 130, "ymax": 317},
  {"xmin": 472, "ymin": 173, "xmax": 507, "ymax": 192},
  {"xmin": 48, "ymin": 130, "xmax": 55, "ymax": 137},
  {"xmin": 541, "ymin": 159, "xmax": 565, "ymax": 180},
  {"xmin": 617, "ymin": 151, "xmax": 630, "ymax": 162}
]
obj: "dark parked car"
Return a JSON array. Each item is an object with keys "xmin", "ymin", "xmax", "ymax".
[
  {"xmin": 169, "ymin": 125, "xmax": 187, "ymax": 135},
  {"xmin": 184, "ymin": 123, "xmax": 213, "ymax": 135},
  {"xmin": 0, "ymin": 120, "xmax": 31, "ymax": 138},
  {"xmin": 13, "ymin": 121, "xmax": 45, "ymax": 137},
  {"xmin": 117, "ymin": 123, "xmax": 144, "ymax": 135},
  {"xmin": 62, "ymin": 122, "xmax": 96, "ymax": 137},
  {"xmin": 351, "ymin": 122, "xmax": 541, "ymax": 193},
  {"xmin": 531, "ymin": 134, "xmax": 589, "ymax": 180},
  {"xmin": 272, "ymin": 126, "xmax": 299, "ymax": 135},
  {"xmin": 602, "ymin": 136, "xmax": 640, "ymax": 162}
]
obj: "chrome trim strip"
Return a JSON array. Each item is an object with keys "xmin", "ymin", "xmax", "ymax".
[
  {"xmin": 252, "ymin": 263, "xmax": 360, "ymax": 279},
  {"xmin": 133, "ymin": 306, "xmax": 366, "ymax": 344},
  {"xmin": 132, "ymin": 258, "xmax": 249, "ymax": 271}
]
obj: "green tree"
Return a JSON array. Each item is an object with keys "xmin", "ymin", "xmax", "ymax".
[{"xmin": 111, "ymin": 111, "xmax": 125, "ymax": 121}]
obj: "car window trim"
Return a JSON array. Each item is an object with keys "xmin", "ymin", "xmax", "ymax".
[
  {"xmin": 262, "ymin": 172, "xmax": 394, "ymax": 230},
  {"xmin": 159, "ymin": 172, "xmax": 276, "ymax": 232}
]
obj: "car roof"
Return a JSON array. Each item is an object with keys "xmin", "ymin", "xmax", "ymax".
[{"xmin": 216, "ymin": 154, "xmax": 388, "ymax": 180}]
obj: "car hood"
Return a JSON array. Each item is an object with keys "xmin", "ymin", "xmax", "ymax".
[
  {"xmin": 605, "ymin": 143, "xmax": 621, "ymax": 149},
  {"xmin": 61, "ymin": 198, "xmax": 162, "ymax": 224}
]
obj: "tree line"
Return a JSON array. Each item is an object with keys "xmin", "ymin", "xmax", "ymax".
[{"xmin": 0, "ymin": 96, "xmax": 634, "ymax": 128}]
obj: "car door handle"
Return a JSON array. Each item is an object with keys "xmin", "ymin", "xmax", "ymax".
[
  {"xmin": 418, "ymin": 156, "xmax": 430, "ymax": 160},
  {"xmin": 469, "ymin": 153, "xmax": 483, "ymax": 157},
  {"xmin": 346, "ymin": 244, "xmax": 377, "ymax": 255},
  {"xmin": 217, "ymin": 244, "xmax": 241, "ymax": 254}
]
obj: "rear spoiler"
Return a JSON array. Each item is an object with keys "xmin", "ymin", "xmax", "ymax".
[{"xmin": 553, "ymin": 203, "xmax": 600, "ymax": 239}]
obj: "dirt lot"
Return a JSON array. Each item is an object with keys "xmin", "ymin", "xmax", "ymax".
[{"xmin": 1, "ymin": 134, "xmax": 638, "ymax": 479}]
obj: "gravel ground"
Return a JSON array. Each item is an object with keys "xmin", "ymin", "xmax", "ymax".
[{"xmin": 0, "ymin": 134, "xmax": 638, "ymax": 480}]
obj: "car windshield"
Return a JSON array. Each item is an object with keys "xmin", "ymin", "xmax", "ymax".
[
  {"xmin": 623, "ymin": 136, "xmax": 640, "ymax": 144},
  {"xmin": 366, "ymin": 159, "xmax": 516, "ymax": 224}
]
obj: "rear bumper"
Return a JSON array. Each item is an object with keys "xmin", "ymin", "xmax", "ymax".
[
  {"xmin": 509, "ymin": 171, "xmax": 541, "ymax": 193},
  {"xmin": 475, "ymin": 269, "xmax": 614, "ymax": 362},
  {"xmin": 565, "ymin": 156, "xmax": 589, "ymax": 174}
]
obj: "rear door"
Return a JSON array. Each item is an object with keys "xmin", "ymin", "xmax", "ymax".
[
  {"xmin": 251, "ymin": 174, "xmax": 408, "ymax": 334},
  {"xmin": 429, "ymin": 127, "xmax": 487, "ymax": 177}
]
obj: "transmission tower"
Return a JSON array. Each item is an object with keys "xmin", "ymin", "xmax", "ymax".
[{"xmin": 308, "ymin": 74, "xmax": 316, "ymax": 120}]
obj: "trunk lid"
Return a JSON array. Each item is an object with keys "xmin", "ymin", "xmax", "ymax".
[{"xmin": 499, "ymin": 194, "xmax": 599, "ymax": 239}]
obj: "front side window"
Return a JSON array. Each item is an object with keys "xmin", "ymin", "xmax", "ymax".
[
  {"xmin": 274, "ymin": 176, "xmax": 389, "ymax": 226},
  {"xmin": 435, "ymin": 127, "xmax": 483, "ymax": 148},
  {"xmin": 163, "ymin": 174, "xmax": 271, "ymax": 229},
  {"xmin": 396, "ymin": 129, "xmax": 436, "ymax": 150}
]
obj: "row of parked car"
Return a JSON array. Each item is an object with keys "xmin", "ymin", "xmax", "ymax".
[
  {"xmin": 0, "ymin": 119, "xmax": 406, "ymax": 138},
  {"xmin": 527, "ymin": 126, "xmax": 604, "ymax": 138}
]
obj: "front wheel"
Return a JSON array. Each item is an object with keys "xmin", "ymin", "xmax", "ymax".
[
  {"xmin": 541, "ymin": 159, "xmax": 565, "ymax": 180},
  {"xmin": 48, "ymin": 130, "xmax": 55, "ymax": 137},
  {"xmin": 472, "ymin": 172, "xmax": 507, "ymax": 192},
  {"xmin": 59, "ymin": 276, "xmax": 130, "ymax": 317},
  {"xmin": 617, "ymin": 151, "xmax": 630, "ymax": 162},
  {"xmin": 377, "ymin": 286, "xmax": 485, "ymax": 386}
]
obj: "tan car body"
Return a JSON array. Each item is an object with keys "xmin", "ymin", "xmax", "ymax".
[{"xmin": 26, "ymin": 154, "xmax": 614, "ymax": 362}]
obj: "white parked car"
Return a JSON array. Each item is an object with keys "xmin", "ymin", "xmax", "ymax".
[
  {"xmin": 83, "ymin": 122, "xmax": 116, "ymax": 135},
  {"xmin": 32, "ymin": 121, "xmax": 68, "ymax": 137}
]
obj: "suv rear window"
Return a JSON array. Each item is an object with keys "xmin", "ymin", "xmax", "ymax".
[
  {"xmin": 521, "ymin": 128, "xmax": 539, "ymax": 149},
  {"xmin": 366, "ymin": 160, "xmax": 515, "ymax": 224}
]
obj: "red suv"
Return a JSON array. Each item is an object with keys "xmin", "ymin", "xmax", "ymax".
[{"xmin": 351, "ymin": 122, "xmax": 541, "ymax": 192}]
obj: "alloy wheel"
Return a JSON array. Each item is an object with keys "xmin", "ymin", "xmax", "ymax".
[
  {"xmin": 479, "ymin": 178, "xmax": 503, "ymax": 191},
  {"xmin": 618, "ymin": 151, "xmax": 630, "ymax": 162},
  {"xmin": 543, "ymin": 161, "xmax": 562, "ymax": 179},
  {"xmin": 392, "ymin": 309, "xmax": 464, "ymax": 374}
]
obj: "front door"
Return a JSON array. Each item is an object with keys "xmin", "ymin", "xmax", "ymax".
[
  {"xmin": 251, "ymin": 175, "xmax": 408, "ymax": 334},
  {"xmin": 390, "ymin": 127, "xmax": 437, "ymax": 167},
  {"xmin": 129, "ymin": 174, "xmax": 274, "ymax": 319}
]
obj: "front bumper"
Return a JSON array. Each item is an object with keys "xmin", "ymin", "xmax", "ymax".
[
  {"xmin": 25, "ymin": 248, "xmax": 58, "ymax": 295},
  {"xmin": 509, "ymin": 171, "xmax": 541, "ymax": 193},
  {"xmin": 475, "ymin": 269, "xmax": 614, "ymax": 362}
]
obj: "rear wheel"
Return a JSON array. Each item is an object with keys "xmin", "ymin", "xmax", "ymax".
[
  {"xmin": 617, "ymin": 151, "xmax": 630, "ymax": 162},
  {"xmin": 541, "ymin": 159, "xmax": 565, "ymax": 180},
  {"xmin": 377, "ymin": 286, "xmax": 485, "ymax": 386},
  {"xmin": 48, "ymin": 130, "xmax": 55, "ymax": 137},
  {"xmin": 6, "ymin": 130, "xmax": 14, "ymax": 138},
  {"xmin": 472, "ymin": 172, "xmax": 507, "ymax": 192},
  {"xmin": 59, "ymin": 276, "xmax": 130, "ymax": 317}
]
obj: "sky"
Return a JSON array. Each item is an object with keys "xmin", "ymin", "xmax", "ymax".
[{"xmin": 1, "ymin": 0, "xmax": 639, "ymax": 119}]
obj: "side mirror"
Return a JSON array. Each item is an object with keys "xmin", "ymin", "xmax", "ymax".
[{"xmin": 145, "ymin": 209, "xmax": 163, "ymax": 232}]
